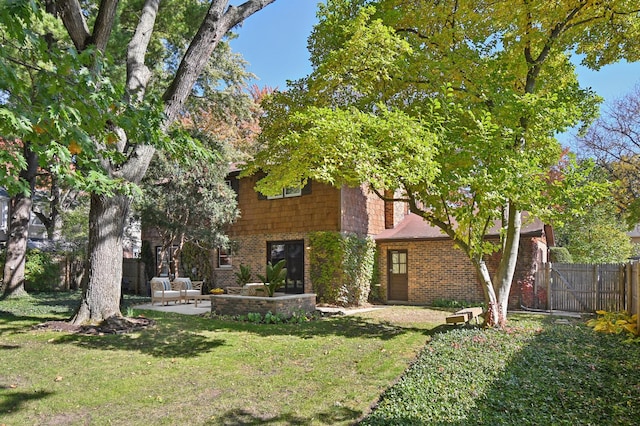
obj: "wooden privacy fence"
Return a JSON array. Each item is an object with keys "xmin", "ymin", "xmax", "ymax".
[{"xmin": 533, "ymin": 262, "xmax": 640, "ymax": 319}]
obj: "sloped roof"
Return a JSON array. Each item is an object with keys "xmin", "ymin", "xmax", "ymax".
[{"xmin": 375, "ymin": 213, "xmax": 546, "ymax": 241}]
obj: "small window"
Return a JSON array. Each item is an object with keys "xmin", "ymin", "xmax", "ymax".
[
  {"xmin": 0, "ymin": 199, "xmax": 8, "ymax": 231},
  {"xmin": 267, "ymin": 187, "xmax": 302, "ymax": 199},
  {"xmin": 267, "ymin": 192, "xmax": 284, "ymax": 200},
  {"xmin": 218, "ymin": 247, "xmax": 232, "ymax": 268},
  {"xmin": 284, "ymin": 187, "xmax": 302, "ymax": 197}
]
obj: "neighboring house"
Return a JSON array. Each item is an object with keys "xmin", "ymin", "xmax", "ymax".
[
  {"xmin": 0, "ymin": 187, "xmax": 48, "ymax": 246},
  {"xmin": 628, "ymin": 224, "xmax": 640, "ymax": 246},
  {"xmin": 142, "ymin": 168, "xmax": 551, "ymax": 308}
]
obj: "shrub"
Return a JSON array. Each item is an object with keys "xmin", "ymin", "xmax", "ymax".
[
  {"xmin": 586, "ymin": 310, "xmax": 639, "ymax": 342},
  {"xmin": 309, "ymin": 231, "xmax": 376, "ymax": 306},
  {"xmin": 234, "ymin": 263, "xmax": 252, "ymax": 286},
  {"xmin": 549, "ymin": 246, "xmax": 573, "ymax": 263},
  {"xmin": 181, "ymin": 242, "xmax": 214, "ymax": 291},
  {"xmin": 25, "ymin": 249, "xmax": 61, "ymax": 292},
  {"xmin": 257, "ymin": 260, "xmax": 287, "ymax": 297}
]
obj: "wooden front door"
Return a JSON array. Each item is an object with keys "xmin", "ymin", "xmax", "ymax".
[{"xmin": 388, "ymin": 250, "xmax": 408, "ymax": 301}]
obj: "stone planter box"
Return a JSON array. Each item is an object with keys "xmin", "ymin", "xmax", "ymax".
[{"xmin": 211, "ymin": 293, "xmax": 316, "ymax": 318}]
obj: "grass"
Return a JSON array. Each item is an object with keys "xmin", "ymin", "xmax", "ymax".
[
  {"xmin": 2, "ymin": 294, "xmax": 639, "ymax": 425},
  {"xmin": 0, "ymin": 293, "xmax": 437, "ymax": 425}
]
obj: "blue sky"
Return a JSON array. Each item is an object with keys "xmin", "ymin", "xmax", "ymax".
[{"xmin": 230, "ymin": 1, "xmax": 640, "ymax": 141}]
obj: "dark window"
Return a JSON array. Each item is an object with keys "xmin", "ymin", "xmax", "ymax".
[{"xmin": 267, "ymin": 240, "xmax": 305, "ymax": 294}]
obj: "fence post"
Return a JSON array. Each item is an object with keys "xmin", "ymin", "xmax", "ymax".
[
  {"xmin": 635, "ymin": 262, "xmax": 640, "ymax": 333},
  {"xmin": 546, "ymin": 262, "xmax": 552, "ymax": 312},
  {"xmin": 625, "ymin": 263, "xmax": 630, "ymax": 312}
]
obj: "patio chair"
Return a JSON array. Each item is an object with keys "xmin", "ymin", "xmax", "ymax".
[
  {"xmin": 172, "ymin": 277, "xmax": 205, "ymax": 304},
  {"xmin": 150, "ymin": 277, "xmax": 182, "ymax": 305}
]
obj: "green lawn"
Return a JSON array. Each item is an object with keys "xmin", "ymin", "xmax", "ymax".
[
  {"xmin": 0, "ymin": 293, "xmax": 435, "ymax": 425},
  {"xmin": 1, "ymin": 294, "xmax": 638, "ymax": 425}
]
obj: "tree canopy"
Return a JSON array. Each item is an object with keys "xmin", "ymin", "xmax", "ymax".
[
  {"xmin": 249, "ymin": 0, "xmax": 639, "ymax": 326},
  {"xmin": 1, "ymin": 0, "xmax": 276, "ymax": 321}
]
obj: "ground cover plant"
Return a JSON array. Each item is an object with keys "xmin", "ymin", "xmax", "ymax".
[
  {"xmin": 0, "ymin": 293, "xmax": 438, "ymax": 425},
  {"xmin": 362, "ymin": 315, "xmax": 640, "ymax": 425}
]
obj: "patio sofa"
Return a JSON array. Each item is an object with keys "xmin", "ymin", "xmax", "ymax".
[{"xmin": 150, "ymin": 277, "xmax": 182, "ymax": 305}]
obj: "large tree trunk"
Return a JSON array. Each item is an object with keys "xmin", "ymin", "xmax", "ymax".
[
  {"xmin": 60, "ymin": 0, "xmax": 276, "ymax": 323},
  {"xmin": 3, "ymin": 194, "xmax": 32, "ymax": 298},
  {"xmin": 71, "ymin": 194, "xmax": 129, "ymax": 324},
  {"xmin": 477, "ymin": 203, "xmax": 522, "ymax": 327},
  {"xmin": 2, "ymin": 143, "xmax": 38, "ymax": 298}
]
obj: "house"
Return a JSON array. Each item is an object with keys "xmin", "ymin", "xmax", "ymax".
[
  {"xmin": 141, "ymin": 165, "xmax": 550, "ymax": 307},
  {"xmin": 210, "ymin": 169, "xmax": 403, "ymax": 292},
  {"xmin": 209, "ymin": 171, "xmax": 550, "ymax": 309},
  {"xmin": 375, "ymin": 213, "xmax": 550, "ymax": 308},
  {"xmin": 0, "ymin": 187, "xmax": 48, "ymax": 246}
]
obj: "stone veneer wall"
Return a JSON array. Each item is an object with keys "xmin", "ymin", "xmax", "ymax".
[{"xmin": 211, "ymin": 293, "xmax": 317, "ymax": 318}]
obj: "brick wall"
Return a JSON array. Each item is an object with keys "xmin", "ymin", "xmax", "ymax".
[
  {"xmin": 214, "ymin": 232, "xmax": 312, "ymax": 291},
  {"xmin": 377, "ymin": 236, "xmax": 545, "ymax": 307},
  {"xmin": 211, "ymin": 293, "xmax": 316, "ymax": 318}
]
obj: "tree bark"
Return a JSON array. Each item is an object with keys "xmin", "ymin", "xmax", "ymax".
[
  {"xmin": 2, "ymin": 143, "xmax": 38, "ymax": 298},
  {"xmin": 494, "ymin": 202, "xmax": 522, "ymax": 323},
  {"xmin": 474, "ymin": 259, "xmax": 501, "ymax": 326},
  {"xmin": 71, "ymin": 193, "xmax": 129, "ymax": 323},
  {"xmin": 62, "ymin": 0, "xmax": 277, "ymax": 323}
]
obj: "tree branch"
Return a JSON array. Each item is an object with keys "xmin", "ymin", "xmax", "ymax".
[
  {"xmin": 91, "ymin": 0, "xmax": 120, "ymax": 52},
  {"xmin": 163, "ymin": 0, "xmax": 276, "ymax": 124},
  {"xmin": 55, "ymin": 0, "xmax": 91, "ymax": 50}
]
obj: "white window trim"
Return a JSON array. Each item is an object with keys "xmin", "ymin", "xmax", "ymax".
[{"xmin": 218, "ymin": 247, "xmax": 232, "ymax": 269}]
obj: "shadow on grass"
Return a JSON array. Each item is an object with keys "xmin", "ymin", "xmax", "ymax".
[
  {"xmin": 361, "ymin": 316, "xmax": 640, "ymax": 425},
  {"xmin": 48, "ymin": 317, "xmax": 227, "ymax": 358},
  {"xmin": 189, "ymin": 313, "xmax": 438, "ymax": 341},
  {"xmin": 205, "ymin": 406, "xmax": 362, "ymax": 425},
  {"xmin": 27, "ymin": 309, "xmax": 443, "ymax": 361},
  {"xmin": 0, "ymin": 387, "xmax": 53, "ymax": 416}
]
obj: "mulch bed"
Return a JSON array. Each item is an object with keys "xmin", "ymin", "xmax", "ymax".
[{"xmin": 33, "ymin": 315, "xmax": 156, "ymax": 335}]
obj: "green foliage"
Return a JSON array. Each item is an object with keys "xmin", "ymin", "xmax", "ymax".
[
  {"xmin": 180, "ymin": 242, "xmax": 214, "ymax": 291},
  {"xmin": 256, "ymin": 259, "xmax": 287, "ymax": 297},
  {"xmin": 140, "ymin": 240, "xmax": 155, "ymax": 283},
  {"xmin": 137, "ymin": 149, "xmax": 238, "ymax": 252},
  {"xmin": 0, "ymin": 0, "xmax": 168, "ymax": 197},
  {"xmin": 234, "ymin": 263, "xmax": 252, "ymax": 286},
  {"xmin": 24, "ymin": 249, "xmax": 60, "ymax": 292},
  {"xmin": 309, "ymin": 231, "xmax": 343, "ymax": 303},
  {"xmin": 586, "ymin": 310, "xmax": 639, "ymax": 343},
  {"xmin": 549, "ymin": 246, "xmax": 573, "ymax": 263},
  {"xmin": 555, "ymin": 192, "xmax": 634, "ymax": 264},
  {"xmin": 309, "ymin": 231, "xmax": 376, "ymax": 306},
  {"xmin": 230, "ymin": 310, "xmax": 321, "ymax": 324},
  {"xmin": 362, "ymin": 317, "xmax": 640, "ymax": 424}
]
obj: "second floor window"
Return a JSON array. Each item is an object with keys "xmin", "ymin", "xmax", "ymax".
[{"xmin": 267, "ymin": 187, "xmax": 302, "ymax": 199}]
